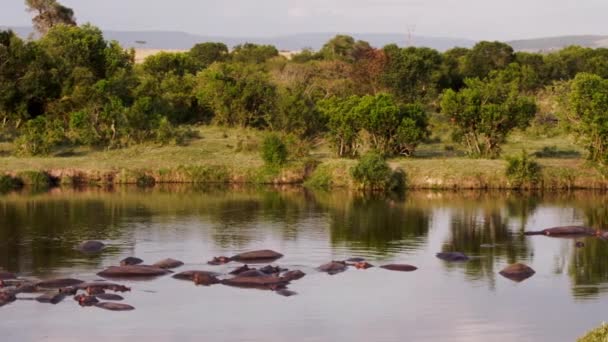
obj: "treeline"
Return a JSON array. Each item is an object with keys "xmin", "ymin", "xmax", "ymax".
[{"xmin": 2, "ymin": 1, "xmax": 608, "ymax": 163}]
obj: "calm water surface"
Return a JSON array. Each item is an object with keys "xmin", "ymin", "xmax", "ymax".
[{"xmin": 1, "ymin": 187, "xmax": 608, "ymax": 342}]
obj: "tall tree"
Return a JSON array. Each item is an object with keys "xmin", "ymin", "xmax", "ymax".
[{"xmin": 25, "ymin": 0, "xmax": 76, "ymax": 35}]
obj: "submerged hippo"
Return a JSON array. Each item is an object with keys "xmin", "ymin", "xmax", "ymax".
[
  {"xmin": 281, "ymin": 270, "xmax": 306, "ymax": 282},
  {"xmin": 75, "ymin": 294, "xmax": 99, "ymax": 307},
  {"xmin": 193, "ymin": 273, "xmax": 221, "ymax": 286},
  {"xmin": 152, "ymin": 258, "xmax": 184, "ymax": 269},
  {"xmin": 0, "ymin": 290, "xmax": 17, "ymax": 307},
  {"xmin": 275, "ymin": 289, "xmax": 297, "ymax": 297},
  {"xmin": 230, "ymin": 250, "xmax": 284, "ymax": 263},
  {"xmin": 352, "ymin": 261, "xmax": 374, "ymax": 269},
  {"xmin": 75, "ymin": 240, "xmax": 106, "ymax": 253},
  {"xmin": 36, "ymin": 278, "xmax": 84, "ymax": 289},
  {"xmin": 172, "ymin": 270, "xmax": 221, "ymax": 281},
  {"xmin": 436, "ymin": 252, "xmax": 469, "ymax": 262},
  {"xmin": 346, "ymin": 257, "xmax": 366, "ymax": 263},
  {"xmin": 86, "ymin": 287, "xmax": 105, "ymax": 295},
  {"xmin": 95, "ymin": 302, "xmax": 135, "ymax": 311},
  {"xmin": 575, "ymin": 241, "xmax": 585, "ymax": 248},
  {"xmin": 95, "ymin": 293, "xmax": 124, "ymax": 301},
  {"xmin": 317, "ymin": 261, "xmax": 348, "ymax": 275},
  {"xmin": 229, "ymin": 265, "xmax": 252, "ymax": 275},
  {"xmin": 208, "ymin": 256, "xmax": 232, "ymax": 265},
  {"xmin": 36, "ymin": 292, "xmax": 66, "ymax": 304},
  {"xmin": 499, "ymin": 263, "xmax": 536, "ymax": 282},
  {"xmin": 120, "ymin": 257, "xmax": 144, "ymax": 266},
  {"xmin": 97, "ymin": 265, "xmax": 170, "ymax": 278},
  {"xmin": 76, "ymin": 282, "xmax": 131, "ymax": 293},
  {"xmin": 524, "ymin": 226, "xmax": 595, "ymax": 237},
  {"xmin": 380, "ymin": 264, "xmax": 418, "ymax": 272},
  {"xmin": 259, "ymin": 265, "xmax": 286, "ymax": 275},
  {"xmin": 222, "ymin": 274, "xmax": 289, "ymax": 289}
]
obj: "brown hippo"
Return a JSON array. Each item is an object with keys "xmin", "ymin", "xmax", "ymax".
[
  {"xmin": 281, "ymin": 270, "xmax": 306, "ymax": 281},
  {"xmin": 120, "ymin": 257, "xmax": 144, "ymax": 266},
  {"xmin": 229, "ymin": 265, "xmax": 252, "ymax": 275},
  {"xmin": 524, "ymin": 226, "xmax": 595, "ymax": 237},
  {"xmin": 95, "ymin": 302, "xmax": 135, "ymax": 311},
  {"xmin": 499, "ymin": 263, "xmax": 536, "ymax": 282},
  {"xmin": 222, "ymin": 275, "xmax": 289, "ymax": 289},
  {"xmin": 36, "ymin": 292, "xmax": 66, "ymax": 304},
  {"xmin": 436, "ymin": 252, "xmax": 469, "ymax": 262},
  {"xmin": 0, "ymin": 271, "xmax": 16, "ymax": 280},
  {"xmin": 317, "ymin": 261, "xmax": 348, "ymax": 275},
  {"xmin": 231, "ymin": 250, "xmax": 284, "ymax": 263},
  {"xmin": 86, "ymin": 287, "xmax": 105, "ymax": 295},
  {"xmin": 152, "ymin": 258, "xmax": 184, "ymax": 269},
  {"xmin": 208, "ymin": 256, "xmax": 232, "ymax": 265},
  {"xmin": 75, "ymin": 294, "xmax": 99, "ymax": 307},
  {"xmin": 76, "ymin": 282, "xmax": 131, "ymax": 293},
  {"xmin": 172, "ymin": 270, "xmax": 221, "ymax": 281},
  {"xmin": 36, "ymin": 278, "xmax": 84, "ymax": 289},
  {"xmin": 193, "ymin": 273, "xmax": 221, "ymax": 286},
  {"xmin": 97, "ymin": 265, "xmax": 170, "ymax": 278},
  {"xmin": 352, "ymin": 261, "xmax": 374, "ymax": 269},
  {"xmin": 575, "ymin": 241, "xmax": 585, "ymax": 248},
  {"xmin": 259, "ymin": 265, "xmax": 286, "ymax": 275},
  {"xmin": 58, "ymin": 286, "xmax": 79, "ymax": 295},
  {"xmin": 380, "ymin": 264, "xmax": 418, "ymax": 272},
  {"xmin": 95, "ymin": 293, "xmax": 124, "ymax": 301},
  {"xmin": 75, "ymin": 240, "xmax": 106, "ymax": 253}
]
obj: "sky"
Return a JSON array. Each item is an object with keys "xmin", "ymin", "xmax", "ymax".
[{"xmin": 2, "ymin": 0, "xmax": 608, "ymax": 40}]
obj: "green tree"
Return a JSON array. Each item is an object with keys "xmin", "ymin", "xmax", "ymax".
[
  {"xmin": 565, "ymin": 73, "xmax": 608, "ymax": 164},
  {"xmin": 188, "ymin": 42, "xmax": 229, "ymax": 70},
  {"xmin": 463, "ymin": 41, "xmax": 514, "ymax": 79},
  {"xmin": 317, "ymin": 96, "xmax": 362, "ymax": 157},
  {"xmin": 25, "ymin": 0, "xmax": 76, "ymax": 35},
  {"xmin": 441, "ymin": 68, "xmax": 537, "ymax": 158},
  {"xmin": 319, "ymin": 35, "xmax": 371, "ymax": 63},
  {"xmin": 231, "ymin": 43, "xmax": 279, "ymax": 64},
  {"xmin": 356, "ymin": 93, "xmax": 428, "ymax": 156}
]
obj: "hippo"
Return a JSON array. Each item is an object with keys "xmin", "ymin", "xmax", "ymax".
[
  {"xmin": 380, "ymin": 264, "xmax": 418, "ymax": 272},
  {"xmin": 346, "ymin": 257, "xmax": 366, "ymax": 263},
  {"xmin": 76, "ymin": 282, "xmax": 131, "ymax": 293},
  {"xmin": 97, "ymin": 265, "xmax": 170, "ymax": 278},
  {"xmin": 120, "ymin": 257, "xmax": 144, "ymax": 266},
  {"xmin": 95, "ymin": 293, "xmax": 124, "ymax": 301},
  {"xmin": 221, "ymin": 275, "xmax": 289, "ymax": 289},
  {"xmin": 152, "ymin": 258, "xmax": 184, "ymax": 269},
  {"xmin": 75, "ymin": 240, "xmax": 106, "ymax": 253},
  {"xmin": 276, "ymin": 289, "xmax": 297, "ymax": 297},
  {"xmin": 259, "ymin": 265, "xmax": 285, "ymax": 275},
  {"xmin": 0, "ymin": 271, "xmax": 16, "ymax": 280},
  {"xmin": 230, "ymin": 250, "xmax": 284, "ymax": 263},
  {"xmin": 208, "ymin": 256, "xmax": 232, "ymax": 265},
  {"xmin": 575, "ymin": 241, "xmax": 585, "ymax": 248},
  {"xmin": 36, "ymin": 292, "xmax": 66, "ymax": 304},
  {"xmin": 235, "ymin": 269, "xmax": 268, "ymax": 278},
  {"xmin": 193, "ymin": 273, "xmax": 221, "ymax": 286},
  {"xmin": 58, "ymin": 287, "xmax": 78, "ymax": 295},
  {"xmin": 86, "ymin": 287, "xmax": 105, "ymax": 295},
  {"xmin": 172, "ymin": 270, "xmax": 221, "ymax": 281},
  {"xmin": 436, "ymin": 252, "xmax": 469, "ymax": 262},
  {"xmin": 0, "ymin": 290, "xmax": 17, "ymax": 307},
  {"xmin": 281, "ymin": 270, "xmax": 306, "ymax": 281},
  {"xmin": 36, "ymin": 278, "xmax": 84, "ymax": 289},
  {"xmin": 352, "ymin": 261, "xmax": 374, "ymax": 269},
  {"xmin": 95, "ymin": 302, "xmax": 135, "ymax": 311},
  {"xmin": 317, "ymin": 261, "xmax": 348, "ymax": 275},
  {"xmin": 75, "ymin": 294, "xmax": 99, "ymax": 307},
  {"xmin": 499, "ymin": 263, "xmax": 536, "ymax": 282},
  {"xmin": 524, "ymin": 226, "xmax": 595, "ymax": 237},
  {"xmin": 229, "ymin": 265, "xmax": 252, "ymax": 275}
]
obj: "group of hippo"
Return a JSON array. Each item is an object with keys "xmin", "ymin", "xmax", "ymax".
[{"xmin": 0, "ymin": 225, "xmax": 599, "ymax": 311}]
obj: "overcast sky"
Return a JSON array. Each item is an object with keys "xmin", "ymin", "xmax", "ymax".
[{"xmin": 2, "ymin": 0, "xmax": 608, "ymax": 40}]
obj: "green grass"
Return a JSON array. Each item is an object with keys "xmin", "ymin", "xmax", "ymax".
[{"xmin": 0, "ymin": 126, "xmax": 605, "ymax": 189}]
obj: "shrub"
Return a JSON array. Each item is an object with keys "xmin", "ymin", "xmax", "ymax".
[
  {"xmin": 261, "ymin": 134, "xmax": 288, "ymax": 167},
  {"xmin": 305, "ymin": 165, "xmax": 334, "ymax": 190},
  {"xmin": 350, "ymin": 152, "xmax": 395, "ymax": 191},
  {"xmin": 0, "ymin": 175, "xmax": 24, "ymax": 192},
  {"xmin": 578, "ymin": 323, "xmax": 608, "ymax": 342},
  {"xmin": 505, "ymin": 150, "xmax": 542, "ymax": 188},
  {"xmin": 15, "ymin": 117, "xmax": 64, "ymax": 156}
]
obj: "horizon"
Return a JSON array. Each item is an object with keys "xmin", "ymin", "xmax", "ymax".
[{"xmin": 3, "ymin": 0, "xmax": 608, "ymax": 41}]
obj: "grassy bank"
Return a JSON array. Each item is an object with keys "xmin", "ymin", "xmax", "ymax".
[{"xmin": 0, "ymin": 126, "xmax": 606, "ymax": 190}]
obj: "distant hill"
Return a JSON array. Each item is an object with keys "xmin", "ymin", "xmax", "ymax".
[
  {"xmin": 507, "ymin": 35, "xmax": 608, "ymax": 52},
  {"xmin": 1, "ymin": 26, "xmax": 474, "ymax": 51},
  {"xmin": 3, "ymin": 26, "xmax": 608, "ymax": 53}
]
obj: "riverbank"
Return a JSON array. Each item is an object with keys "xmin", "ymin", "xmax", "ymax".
[{"xmin": 0, "ymin": 126, "xmax": 606, "ymax": 190}]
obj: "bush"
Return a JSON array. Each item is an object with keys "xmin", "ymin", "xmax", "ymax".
[
  {"xmin": 351, "ymin": 152, "xmax": 396, "ymax": 191},
  {"xmin": 0, "ymin": 175, "xmax": 24, "ymax": 193},
  {"xmin": 261, "ymin": 134, "xmax": 288, "ymax": 167},
  {"xmin": 15, "ymin": 117, "xmax": 64, "ymax": 156},
  {"xmin": 579, "ymin": 323, "xmax": 608, "ymax": 342},
  {"xmin": 505, "ymin": 150, "xmax": 542, "ymax": 188}
]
